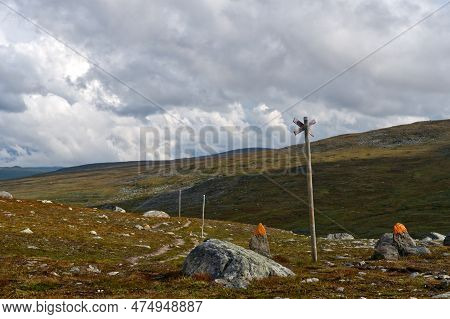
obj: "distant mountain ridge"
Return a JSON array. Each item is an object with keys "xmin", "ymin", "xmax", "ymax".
[{"xmin": 0, "ymin": 166, "xmax": 62, "ymax": 180}]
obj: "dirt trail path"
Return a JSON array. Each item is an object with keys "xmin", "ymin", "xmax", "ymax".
[{"xmin": 127, "ymin": 234, "xmax": 186, "ymax": 265}]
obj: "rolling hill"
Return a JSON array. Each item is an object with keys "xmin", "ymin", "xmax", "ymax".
[{"xmin": 1, "ymin": 119, "xmax": 449, "ymax": 238}]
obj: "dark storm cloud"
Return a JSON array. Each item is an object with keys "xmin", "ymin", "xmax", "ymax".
[
  {"xmin": 0, "ymin": 0, "xmax": 449, "ymax": 165},
  {"xmin": 10, "ymin": 0, "xmax": 448, "ymax": 119}
]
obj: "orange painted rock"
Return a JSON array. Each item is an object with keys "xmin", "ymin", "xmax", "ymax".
[
  {"xmin": 249, "ymin": 223, "xmax": 271, "ymax": 258},
  {"xmin": 392, "ymin": 223, "xmax": 431, "ymax": 257},
  {"xmin": 393, "ymin": 223, "xmax": 407, "ymax": 235},
  {"xmin": 254, "ymin": 223, "xmax": 267, "ymax": 236}
]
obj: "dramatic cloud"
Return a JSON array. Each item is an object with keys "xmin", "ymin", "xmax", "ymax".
[{"xmin": 0, "ymin": 0, "xmax": 449, "ymax": 165}]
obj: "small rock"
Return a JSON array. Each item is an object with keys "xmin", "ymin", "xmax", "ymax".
[
  {"xmin": 97, "ymin": 204, "xmax": 126, "ymax": 213},
  {"xmin": 302, "ymin": 278, "xmax": 319, "ymax": 283},
  {"xmin": 87, "ymin": 265, "xmax": 101, "ymax": 274},
  {"xmin": 134, "ymin": 244, "xmax": 151, "ymax": 249},
  {"xmin": 27, "ymin": 245, "xmax": 39, "ymax": 250},
  {"xmin": 422, "ymin": 232, "xmax": 446, "ymax": 241},
  {"xmin": 410, "ymin": 272, "xmax": 421, "ymax": 278},
  {"xmin": 113, "ymin": 206, "xmax": 126, "ymax": 213},
  {"xmin": 336, "ymin": 287, "xmax": 345, "ymax": 292},
  {"xmin": 143, "ymin": 210, "xmax": 170, "ymax": 218},
  {"xmin": 0, "ymin": 191, "xmax": 13, "ymax": 199},
  {"xmin": 39, "ymin": 200, "xmax": 53, "ymax": 204},
  {"xmin": 70, "ymin": 266, "xmax": 81, "ymax": 274},
  {"xmin": 108, "ymin": 271, "xmax": 119, "ymax": 276},
  {"xmin": 21, "ymin": 228, "xmax": 33, "ymax": 234},
  {"xmin": 89, "ymin": 230, "xmax": 98, "ymax": 236},
  {"xmin": 143, "ymin": 225, "xmax": 151, "ymax": 231},
  {"xmin": 326, "ymin": 233, "xmax": 354, "ymax": 240},
  {"xmin": 135, "ymin": 225, "xmax": 144, "ymax": 230},
  {"xmin": 432, "ymin": 292, "xmax": 450, "ymax": 299}
]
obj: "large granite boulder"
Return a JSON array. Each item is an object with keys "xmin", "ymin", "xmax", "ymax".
[
  {"xmin": 182, "ymin": 239, "xmax": 294, "ymax": 288},
  {"xmin": 326, "ymin": 233, "xmax": 354, "ymax": 240},
  {"xmin": 0, "ymin": 191, "xmax": 13, "ymax": 200},
  {"xmin": 143, "ymin": 210, "xmax": 170, "ymax": 218},
  {"xmin": 249, "ymin": 223, "xmax": 271, "ymax": 258}
]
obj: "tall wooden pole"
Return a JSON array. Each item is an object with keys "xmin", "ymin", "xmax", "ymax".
[
  {"xmin": 304, "ymin": 117, "xmax": 318, "ymax": 262},
  {"xmin": 201, "ymin": 194, "xmax": 206, "ymax": 238},
  {"xmin": 178, "ymin": 189, "xmax": 181, "ymax": 218}
]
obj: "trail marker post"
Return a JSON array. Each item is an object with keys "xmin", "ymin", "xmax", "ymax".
[
  {"xmin": 293, "ymin": 116, "xmax": 318, "ymax": 262},
  {"xmin": 178, "ymin": 189, "xmax": 181, "ymax": 218},
  {"xmin": 201, "ymin": 195, "xmax": 206, "ymax": 238}
]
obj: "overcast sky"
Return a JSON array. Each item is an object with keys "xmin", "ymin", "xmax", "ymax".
[{"xmin": 0, "ymin": 0, "xmax": 449, "ymax": 166}]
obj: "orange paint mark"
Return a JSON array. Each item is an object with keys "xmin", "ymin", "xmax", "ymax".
[
  {"xmin": 253, "ymin": 223, "xmax": 267, "ymax": 236},
  {"xmin": 393, "ymin": 223, "xmax": 407, "ymax": 235}
]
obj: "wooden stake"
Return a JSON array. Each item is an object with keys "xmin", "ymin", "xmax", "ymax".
[
  {"xmin": 304, "ymin": 117, "xmax": 318, "ymax": 262},
  {"xmin": 201, "ymin": 195, "xmax": 206, "ymax": 238},
  {"xmin": 178, "ymin": 189, "xmax": 181, "ymax": 218}
]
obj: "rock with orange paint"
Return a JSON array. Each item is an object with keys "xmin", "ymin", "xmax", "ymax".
[
  {"xmin": 249, "ymin": 223, "xmax": 271, "ymax": 258},
  {"xmin": 392, "ymin": 223, "xmax": 416, "ymax": 255},
  {"xmin": 372, "ymin": 223, "xmax": 431, "ymax": 260},
  {"xmin": 392, "ymin": 223, "xmax": 431, "ymax": 257}
]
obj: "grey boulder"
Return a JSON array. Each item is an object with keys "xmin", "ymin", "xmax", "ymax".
[
  {"xmin": 182, "ymin": 239, "xmax": 294, "ymax": 288},
  {"xmin": 422, "ymin": 232, "xmax": 446, "ymax": 241},
  {"xmin": 394, "ymin": 232, "xmax": 431, "ymax": 257},
  {"xmin": 143, "ymin": 210, "xmax": 170, "ymax": 218},
  {"xmin": 444, "ymin": 235, "xmax": 450, "ymax": 246},
  {"xmin": 372, "ymin": 233, "xmax": 399, "ymax": 260},
  {"xmin": 432, "ymin": 292, "xmax": 450, "ymax": 299},
  {"xmin": 249, "ymin": 234, "xmax": 271, "ymax": 258},
  {"xmin": 0, "ymin": 191, "xmax": 13, "ymax": 200},
  {"xmin": 326, "ymin": 233, "xmax": 354, "ymax": 240}
]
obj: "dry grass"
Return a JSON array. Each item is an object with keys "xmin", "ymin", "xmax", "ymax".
[{"xmin": 0, "ymin": 198, "xmax": 448, "ymax": 298}]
